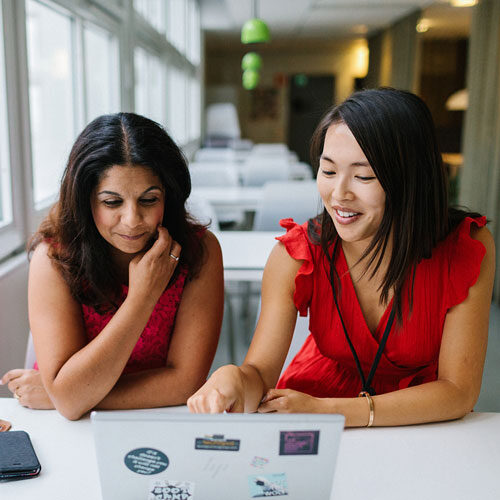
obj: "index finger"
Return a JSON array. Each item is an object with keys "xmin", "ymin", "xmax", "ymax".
[
  {"xmin": 145, "ymin": 226, "xmax": 171, "ymax": 259},
  {"xmin": 1, "ymin": 369, "xmax": 27, "ymax": 385}
]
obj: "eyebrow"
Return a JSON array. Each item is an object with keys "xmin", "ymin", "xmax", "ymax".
[
  {"xmin": 320, "ymin": 155, "xmax": 370, "ymax": 167},
  {"xmin": 97, "ymin": 186, "xmax": 163, "ymax": 196}
]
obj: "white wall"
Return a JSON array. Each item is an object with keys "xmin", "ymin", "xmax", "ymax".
[{"xmin": 0, "ymin": 254, "xmax": 29, "ymax": 397}]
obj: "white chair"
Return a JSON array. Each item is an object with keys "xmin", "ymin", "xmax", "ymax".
[
  {"xmin": 189, "ymin": 162, "xmax": 240, "ymax": 188},
  {"xmin": 194, "ymin": 148, "xmax": 237, "ymax": 163},
  {"xmin": 253, "ymin": 180, "xmax": 321, "ymax": 231},
  {"xmin": 242, "ymin": 158, "xmax": 290, "ymax": 187},
  {"xmin": 289, "ymin": 162, "xmax": 313, "ymax": 180},
  {"xmin": 251, "ymin": 143, "xmax": 289, "ymax": 156},
  {"xmin": 186, "ymin": 193, "xmax": 220, "ymax": 231},
  {"xmin": 205, "ymin": 103, "xmax": 241, "ymax": 147}
]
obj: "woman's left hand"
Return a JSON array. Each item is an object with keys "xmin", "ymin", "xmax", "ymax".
[
  {"xmin": 1, "ymin": 369, "xmax": 55, "ymax": 409},
  {"xmin": 257, "ymin": 388, "xmax": 325, "ymax": 413}
]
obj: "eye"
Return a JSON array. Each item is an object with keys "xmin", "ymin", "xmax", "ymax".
[
  {"xmin": 102, "ymin": 199, "xmax": 122, "ymax": 207},
  {"xmin": 356, "ymin": 176, "xmax": 376, "ymax": 181},
  {"xmin": 320, "ymin": 167, "xmax": 336, "ymax": 176},
  {"xmin": 140, "ymin": 197, "xmax": 160, "ymax": 205}
]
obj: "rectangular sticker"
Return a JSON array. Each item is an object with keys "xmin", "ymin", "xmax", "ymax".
[
  {"xmin": 195, "ymin": 434, "xmax": 240, "ymax": 451},
  {"xmin": 248, "ymin": 473, "xmax": 288, "ymax": 497},
  {"xmin": 149, "ymin": 480, "xmax": 195, "ymax": 500},
  {"xmin": 279, "ymin": 430, "xmax": 319, "ymax": 456},
  {"xmin": 250, "ymin": 456, "xmax": 269, "ymax": 469}
]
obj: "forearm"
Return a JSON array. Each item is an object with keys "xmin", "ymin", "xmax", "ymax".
[
  {"xmin": 47, "ymin": 295, "xmax": 156, "ymax": 419},
  {"xmin": 239, "ymin": 363, "xmax": 267, "ymax": 412},
  {"xmin": 96, "ymin": 365, "xmax": 205, "ymax": 410},
  {"xmin": 325, "ymin": 379, "xmax": 475, "ymax": 427}
]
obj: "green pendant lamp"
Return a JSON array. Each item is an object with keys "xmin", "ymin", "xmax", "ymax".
[
  {"xmin": 241, "ymin": 0, "xmax": 270, "ymax": 44},
  {"xmin": 242, "ymin": 69, "xmax": 260, "ymax": 90},
  {"xmin": 241, "ymin": 52, "xmax": 262, "ymax": 71}
]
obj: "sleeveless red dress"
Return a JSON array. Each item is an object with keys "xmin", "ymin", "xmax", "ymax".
[
  {"xmin": 34, "ymin": 268, "xmax": 188, "ymax": 375},
  {"xmin": 276, "ymin": 216, "xmax": 487, "ymax": 397}
]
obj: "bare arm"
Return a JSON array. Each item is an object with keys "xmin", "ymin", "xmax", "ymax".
[
  {"xmin": 25, "ymin": 228, "xmax": 222, "ymax": 420},
  {"xmin": 259, "ymin": 226, "xmax": 495, "ymax": 426},
  {"xmin": 188, "ymin": 242, "xmax": 301, "ymax": 413}
]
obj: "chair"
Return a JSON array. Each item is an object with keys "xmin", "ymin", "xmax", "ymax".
[
  {"xmin": 241, "ymin": 158, "xmax": 290, "ymax": 187},
  {"xmin": 251, "ymin": 143, "xmax": 289, "ymax": 156},
  {"xmin": 253, "ymin": 180, "xmax": 321, "ymax": 231},
  {"xmin": 194, "ymin": 148, "xmax": 237, "ymax": 163},
  {"xmin": 186, "ymin": 192, "xmax": 220, "ymax": 231},
  {"xmin": 205, "ymin": 103, "xmax": 241, "ymax": 147},
  {"xmin": 189, "ymin": 162, "xmax": 240, "ymax": 188}
]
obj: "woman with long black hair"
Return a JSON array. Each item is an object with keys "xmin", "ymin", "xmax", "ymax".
[{"xmin": 188, "ymin": 88, "xmax": 495, "ymax": 427}]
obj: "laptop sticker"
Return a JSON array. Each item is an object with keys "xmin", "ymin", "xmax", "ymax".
[
  {"xmin": 195, "ymin": 434, "xmax": 240, "ymax": 451},
  {"xmin": 250, "ymin": 456, "xmax": 269, "ymax": 469},
  {"xmin": 248, "ymin": 473, "xmax": 288, "ymax": 497},
  {"xmin": 279, "ymin": 430, "xmax": 319, "ymax": 456},
  {"xmin": 124, "ymin": 448, "xmax": 169, "ymax": 475},
  {"xmin": 149, "ymin": 480, "xmax": 195, "ymax": 500}
]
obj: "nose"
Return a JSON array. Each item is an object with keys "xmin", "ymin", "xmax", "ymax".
[
  {"xmin": 333, "ymin": 174, "xmax": 354, "ymax": 202},
  {"xmin": 121, "ymin": 203, "xmax": 143, "ymax": 228}
]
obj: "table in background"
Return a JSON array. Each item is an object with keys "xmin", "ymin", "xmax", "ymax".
[{"xmin": 1, "ymin": 398, "xmax": 499, "ymax": 500}]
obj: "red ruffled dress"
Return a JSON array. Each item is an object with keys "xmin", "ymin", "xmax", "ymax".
[{"xmin": 276, "ymin": 216, "xmax": 487, "ymax": 397}]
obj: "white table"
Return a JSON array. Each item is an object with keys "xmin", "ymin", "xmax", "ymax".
[
  {"xmin": 215, "ymin": 231, "xmax": 280, "ymax": 281},
  {"xmin": 1, "ymin": 399, "xmax": 499, "ymax": 500}
]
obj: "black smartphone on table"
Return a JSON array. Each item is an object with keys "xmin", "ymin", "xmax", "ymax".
[{"xmin": 0, "ymin": 430, "xmax": 41, "ymax": 480}]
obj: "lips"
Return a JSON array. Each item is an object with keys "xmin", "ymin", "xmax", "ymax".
[
  {"xmin": 333, "ymin": 207, "xmax": 361, "ymax": 225},
  {"xmin": 118, "ymin": 233, "xmax": 146, "ymax": 241}
]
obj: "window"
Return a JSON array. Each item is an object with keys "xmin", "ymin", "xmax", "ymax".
[
  {"xmin": 187, "ymin": 0, "xmax": 200, "ymax": 65},
  {"xmin": 167, "ymin": 0, "xmax": 186, "ymax": 55},
  {"xmin": 135, "ymin": 47, "xmax": 166, "ymax": 126},
  {"xmin": 134, "ymin": 0, "xmax": 166, "ymax": 34},
  {"xmin": 26, "ymin": 0, "xmax": 75, "ymax": 209},
  {"xmin": 188, "ymin": 76, "xmax": 200, "ymax": 142},
  {"xmin": 0, "ymin": 6, "xmax": 12, "ymax": 230},
  {"xmin": 168, "ymin": 66, "xmax": 187, "ymax": 144},
  {"xmin": 84, "ymin": 23, "xmax": 120, "ymax": 123}
]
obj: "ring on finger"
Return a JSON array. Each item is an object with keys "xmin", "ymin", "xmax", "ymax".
[{"xmin": 169, "ymin": 253, "xmax": 180, "ymax": 261}]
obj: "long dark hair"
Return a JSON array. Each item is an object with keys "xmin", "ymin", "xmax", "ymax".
[
  {"xmin": 30, "ymin": 112, "xmax": 206, "ymax": 311},
  {"xmin": 309, "ymin": 88, "xmax": 480, "ymax": 321}
]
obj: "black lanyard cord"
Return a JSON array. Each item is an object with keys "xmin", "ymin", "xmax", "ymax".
[{"xmin": 329, "ymin": 238, "xmax": 396, "ymax": 396}]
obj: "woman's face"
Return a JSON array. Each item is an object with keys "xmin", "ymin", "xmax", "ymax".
[
  {"xmin": 317, "ymin": 122, "xmax": 386, "ymax": 250},
  {"xmin": 91, "ymin": 165, "xmax": 165, "ymax": 257}
]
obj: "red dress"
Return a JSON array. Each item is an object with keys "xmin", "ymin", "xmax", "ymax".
[
  {"xmin": 276, "ymin": 216, "xmax": 487, "ymax": 397},
  {"xmin": 34, "ymin": 269, "xmax": 188, "ymax": 375}
]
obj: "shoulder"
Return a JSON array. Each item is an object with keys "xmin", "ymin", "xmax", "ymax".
[
  {"xmin": 263, "ymin": 242, "xmax": 303, "ymax": 294},
  {"xmin": 200, "ymin": 230, "xmax": 222, "ymax": 261},
  {"xmin": 187, "ymin": 230, "xmax": 222, "ymax": 282}
]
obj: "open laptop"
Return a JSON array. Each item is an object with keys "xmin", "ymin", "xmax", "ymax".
[{"xmin": 91, "ymin": 409, "xmax": 344, "ymax": 500}]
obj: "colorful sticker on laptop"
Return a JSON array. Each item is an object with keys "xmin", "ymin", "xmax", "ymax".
[
  {"xmin": 195, "ymin": 434, "xmax": 240, "ymax": 451},
  {"xmin": 124, "ymin": 448, "xmax": 169, "ymax": 475},
  {"xmin": 248, "ymin": 473, "xmax": 288, "ymax": 497},
  {"xmin": 149, "ymin": 480, "xmax": 195, "ymax": 500},
  {"xmin": 250, "ymin": 456, "xmax": 269, "ymax": 469},
  {"xmin": 279, "ymin": 430, "xmax": 319, "ymax": 455}
]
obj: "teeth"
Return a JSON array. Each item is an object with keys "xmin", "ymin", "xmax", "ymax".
[{"xmin": 337, "ymin": 209, "xmax": 358, "ymax": 217}]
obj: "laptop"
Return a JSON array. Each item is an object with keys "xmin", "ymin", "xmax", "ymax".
[{"xmin": 91, "ymin": 409, "xmax": 344, "ymax": 500}]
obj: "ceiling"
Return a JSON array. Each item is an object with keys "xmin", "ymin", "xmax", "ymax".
[{"xmin": 201, "ymin": 0, "xmax": 473, "ymax": 48}]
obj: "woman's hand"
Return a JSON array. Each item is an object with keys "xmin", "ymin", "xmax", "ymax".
[
  {"xmin": 128, "ymin": 226, "xmax": 182, "ymax": 305},
  {"xmin": 257, "ymin": 388, "xmax": 325, "ymax": 413},
  {"xmin": 1, "ymin": 369, "xmax": 55, "ymax": 409},
  {"xmin": 187, "ymin": 365, "xmax": 246, "ymax": 413}
]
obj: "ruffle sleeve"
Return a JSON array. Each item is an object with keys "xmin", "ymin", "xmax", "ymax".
[
  {"xmin": 275, "ymin": 218, "xmax": 316, "ymax": 316},
  {"xmin": 446, "ymin": 216, "xmax": 487, "ymax": 310}
]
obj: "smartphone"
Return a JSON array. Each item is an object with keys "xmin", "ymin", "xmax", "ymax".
[{"xmin": 0, "ymin": 430, "xmax": 41, "ymax": 480}]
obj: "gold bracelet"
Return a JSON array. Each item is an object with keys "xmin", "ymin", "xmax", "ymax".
[{"xmin": 358, "ymin": 391, "xmax": 374, "ymax": 427}]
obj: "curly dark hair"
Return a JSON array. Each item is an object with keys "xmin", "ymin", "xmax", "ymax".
[{"xmin": 29, "ymin": 112, "xmax": 206, "ymax": 312}]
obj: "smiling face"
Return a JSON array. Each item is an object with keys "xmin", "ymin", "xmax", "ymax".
[
  {"xmin": 317, "ymin": 122, "xmax": 386, "ymax": 253},
  {"xmin": 91, "ymin": 165, "xmax": 165, "ymax": 260}
]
